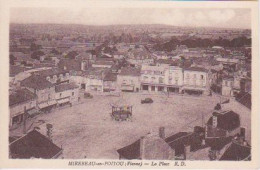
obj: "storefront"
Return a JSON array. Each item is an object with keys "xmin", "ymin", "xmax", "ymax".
[
  {"xmin": 38, "ymin": 100, "xmax": 57, "ymax": 113},
  {"xmin": 57, "ymin": 97, "xmax": 71, "ymax": 107},
  {"xmin": 121, "ymin": 85, "xmax": 134, "ymax": 92}
]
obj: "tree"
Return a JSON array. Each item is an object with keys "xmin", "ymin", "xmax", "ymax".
[
  {"xmin": 31, "ymin": 51, "xmax": 45, "ymax": 60},
  {"xmin": 65, "ymin": 51, "xmax": 78, "ymax": 59},
  {"xmin": 10, "ymin": 54, "xmax": 16, "ymax": 65},
  {"xmin": 30, "ymin": 43, "xmax": 42, "ymax": 51},
  {"xmin": 50, "ymin": 48, "xmax": 61, "ymax": 55}
]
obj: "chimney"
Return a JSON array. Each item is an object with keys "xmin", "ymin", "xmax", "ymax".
[
  {"xmin": 159, "ymin": 127, "xmax": 165, "ymax": 139},
  {"xmin": 212, "ymin": 112, "xmax": 218, "ymax": 128},
  {"xmin": 140, "ymin": 136, "xmax": 146, "ymax": 159},
  {"xmin": 240, "ymin": 127, "xmax": 246, "ymax": 140},
  {"xmin": 81, "ymin": 61, "xmax": 86, "ymax": 71}
]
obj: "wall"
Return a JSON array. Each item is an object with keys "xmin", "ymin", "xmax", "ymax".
[
  {"xmin": 183, "ymin": 71, "xmax": 208, "ymax": 88},
  {"xmin": 9, "ymin": 99, "xmax": 36, "ymax": 125},
  {"xmin": 165, "ymin": 66, "xmax": 183, "ymax": 86},
  {"xmin": 117, "ymin": 75, "xmax": 140, "ymax": 92},
  {"xmin": 36, "ymin": 87, "xmax": 56, "ymax": 104},
  {"xmin": 55, "ymin": 88, "xmax": 79, "ymax": 104}
]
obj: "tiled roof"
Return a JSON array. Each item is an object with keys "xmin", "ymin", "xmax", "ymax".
[
  {"xmin": 156, "ymin": 59, "xmax": 179, "ymax": 66},
  {"xmin": 206, "ymin": 137, "xmax": 233, "ymax": 151},
  {"xmin": 220, "ymin": 141, "xmax": 251, "ymax": 160},
  {"xmin": 236, "ymin": 92, "xmax": 251, "ymax": 110},
  {"xmin": 34, "ymin": 68, "xmax": 69, "ymax": 78},
  {"xmin": 104, "ymin": 72, "xmax": 117, "ymax": 81},
  {"xmin": 117, "ymin": 139, "xmax": 140, "ymax": 159},
  {"xmin": 9, "ymin": 88, "xmax": 36, "ymax": 106},
  {"xmin": 55, "ymin": 82, "xmax": 79, "ymax": 92},
  {"xmin": 207, "ymin": 110, "xmax": 240, "ymax": 131},
  {"xmin": 58, "ymin": 59, "xmax": 81, "ymax": 71},
  {"xmin": 117, "ymin": 131, "xmax": 202, "ymax": 159},
  {"xmin": 21, "ymin": 74, "xmax": 54, "ymax": 90},
  {"xmin": 9, "ymin": 130, "xmax": 62, "ymax": 159},
  {"xmin": 9, "ymin": 65, "xmax": 27, "ymax": 77},
  {"xmin": 119, "ymin": 67, "xmax": 141, "ymax": 77},
  {"xmin": 185, "ymin": 67, "xmax": 208, "ymax": 72},
  {"xmin": 93, "ymin": 60, "xmax": 114, "ymax": 66}
]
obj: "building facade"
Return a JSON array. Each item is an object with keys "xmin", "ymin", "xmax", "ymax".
[
  {"xmin": 117, "ymin": 67, "xmax": 141, "ymax": 92},
  {"xmin": 182, "ymin": 67, "xmax": 209, "ymax": 95},
  {"xmin": 9, "ymin": 89, "xmax": 37, "ymax": 127}
]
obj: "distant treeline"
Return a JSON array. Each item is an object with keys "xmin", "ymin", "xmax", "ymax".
[{"xmin": 154, "ymin": 36, "xmax": 251, "ymax": 52}]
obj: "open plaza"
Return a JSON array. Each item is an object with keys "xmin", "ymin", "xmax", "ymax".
[{"xmin": 10, "ymin": 92, "xmax": 251, "ymax": 159}]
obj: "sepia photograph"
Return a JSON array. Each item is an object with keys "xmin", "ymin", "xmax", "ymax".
[
  {"xmin": 8, "ymin": 7, "xmax": 253, "ymax": 161},
  {"xmin": 0, "ymin": 0, "xmax": 259, "ymax": 168}
]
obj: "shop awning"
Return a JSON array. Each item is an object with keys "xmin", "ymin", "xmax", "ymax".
[
  {"xmin": 27, "ymin": 108, "xmax": 38, "ymax": 116},
  {"xmin": 57, "ymin": 98, "xmax": 70, "ymax": 104},
  {"xmin": 182, "ymin": 86, "xmax": 206, "ymax": 91},
  {"xmin": 38, "ymin": 102, "xmax": 49, "ymax": 109},
  {"xmin": 48, "ymin": 100, "xmax": 57, "ymax": 106},
  {"xmin": 121, "ymin": 85, "xmax": 134, "ymax": 91}
]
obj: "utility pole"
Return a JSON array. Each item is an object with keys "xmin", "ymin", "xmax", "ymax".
[
  {"xmin": 23, "ymin": 106, "xmax": 27, "ymax": 134},
  {"xmin": 202, "ymin": 112, "xmax": 204, "ymax": 128}
]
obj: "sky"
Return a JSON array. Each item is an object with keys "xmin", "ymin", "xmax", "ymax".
[{"xmin": 10, "ymin": 8, "xmax": 251, "ymax": 29}]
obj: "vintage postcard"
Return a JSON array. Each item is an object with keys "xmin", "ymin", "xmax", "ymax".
[{"xmin": 0, "ymin": 0, "xmax": 259, "ymax": 169}]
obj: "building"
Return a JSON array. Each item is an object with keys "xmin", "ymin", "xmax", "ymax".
[
  {"xmin": 140, "ymin": 65, "xmax": 167, "ymax": 92},
  {"xmin": 117, "ymin": 128, "xmax": 174, "ymax": 160},
  {"xmin": 55, "ymin": 82, "xmax": 79, "ymax": 106},
  {"xmin": 92, "ymin": 60, "xmax": 114, "ymax": 69},
  {"xmin": 103, "ymin": 71, "xmax": 118, "ymax": 92},
  {"xmin": 182, "ymin": 67, "xmax": 209, "ymax": 95},
  {"xmin": 205, "ymin": 110, "xmax": 240, "ymax": 139},
  {"xmin": 127, "ymin": 49, "xmax": 154, "ymax": 67},
  {"xmin": 9, "ymin": 130, "xmax": 62, "ymax": 159},
  {"xmin": 20, "ymin": 74, "xmax": 57, "ymax": 113},
  {"xmin": 117, "ymin": 67, "xmax": 141, "ymax": 92},
  {"xmin": 219, "ymin": 138, "xmax": 251, "ymax": 161},
  {"xmin": 117, "ymin": 127, "xmax": 204, "ymax": 160},
  {"xmin": 221, "ymin": 76, "xmax": 234, "ymax": 97},
  {"xmin": 9, "ymin": 89, "xmax": 37, "ymax": 127},
  {"xmin": 165, "ymin": 65, "xmax": 184, "ymax": 93},
  {"xmin": 34, "ymin": 68, "xmax": 70, "ymax": 85},
  {"xmin": 85, "ymin": 68, "xmax": 108, "ymax": 92}
]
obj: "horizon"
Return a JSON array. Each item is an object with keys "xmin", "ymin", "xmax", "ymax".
[{"xmin": 10, "ymin": 8, "xmax": 251, "ymax": 29}]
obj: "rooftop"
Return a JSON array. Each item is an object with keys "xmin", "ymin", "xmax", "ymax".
[
  {"xmin": 21, "ymin": 74, "xmax": 54, "ymax": 90},
  {"xmin": 9, "ymin": 130, "xmax": 62, "ymax": 159},
  {"xmin": 185, "ymin": 67, "xmax": 208, "ymax": 73},
  {"xmin": 207, "ymin": 110, "xmax": 240, "ymax": 131},
  {"xmin": 119, "ymin": 67, "xmax": 141, "ymax": 77},
  {"xmin": 9, "ymin": 88, "xmax": 36, "ymax": 106},
  {"xmin": 55, "ymin": 82, "xmax": 79, "ymax": 92}
]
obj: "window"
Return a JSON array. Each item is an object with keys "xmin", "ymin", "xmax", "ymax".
[
  {"xmin": 201, "ymin": 75, "xmax": 204, "ymax": 79},
  {"xmin": 225, "ymin": 81, "xmax": 228, "ymax": 86},
  {"xmin": 60, "ymin": 93, "xmax": 62, "ymax": 97},
  {"xmin": 72, "ymin": 92, "xmax": 74, "ymax": 96},
  {"xmin": 186, "ymin": 73, "xmax": 190, "ymax": 79},
  {"xmin": 159, "ymin": 77, "xmax": 164, "ymax": 84}
]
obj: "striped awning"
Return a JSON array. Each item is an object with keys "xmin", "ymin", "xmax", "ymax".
[
  {"xmin": 57, "ymin": 98, "xmax": 70, "ymax": 104},
  {"xmin": 48, "ymin": 100, "xmax": 57, "ymax": 106}
]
